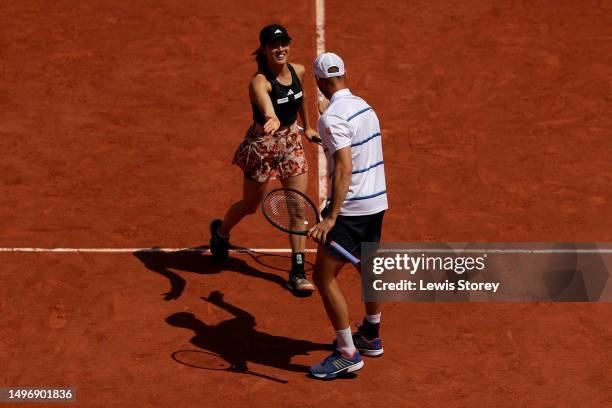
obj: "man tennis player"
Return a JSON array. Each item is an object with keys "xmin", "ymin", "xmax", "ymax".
[{"xmin": 307, "ymin": 52, "xmax": 388, "ymax": 379}]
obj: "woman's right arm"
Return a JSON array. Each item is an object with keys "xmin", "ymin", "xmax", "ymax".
[{"xmin": 249, "ymin": 74, "xmax": 280, "ymax": 134}]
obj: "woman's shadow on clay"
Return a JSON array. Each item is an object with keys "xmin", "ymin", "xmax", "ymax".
[
  {"xmin": 133, "ymin": 246, "xmax": 313, "ymax": 300},
  {"xmin": 167, "ymin": 290, "xmax": 330, "ymax": 378}
]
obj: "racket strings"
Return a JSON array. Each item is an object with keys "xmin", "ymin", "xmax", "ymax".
[{"xmin": 263, "ymin": 190, "xmax": 318, "ymax": 233}]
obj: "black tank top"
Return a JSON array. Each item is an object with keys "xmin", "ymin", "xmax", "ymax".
[{"xmin": 252, "ymin": 64, "xmax": 303, "ymax": 127}]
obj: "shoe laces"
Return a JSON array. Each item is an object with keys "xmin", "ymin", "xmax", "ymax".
[
  {"xmin": 290, "ymin": 271, "xmax": 307, "ymax": 282},
  {"xmin": 322, "ymin": 350, "xmax": 342, "ymax": 365}
]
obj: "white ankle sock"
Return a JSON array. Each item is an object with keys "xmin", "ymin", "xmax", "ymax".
[
  {"xmin": 335, "ymin": 327, "xmax": 356, "ymax": 356},
  {"xmin": 365, "ymin": 313, "xmax": 381, "ymax": 324}
]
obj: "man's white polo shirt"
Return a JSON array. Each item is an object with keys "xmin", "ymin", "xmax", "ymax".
[{"xmin": 318, "ymin": 88, "xmax": 388, "ymax": 216}]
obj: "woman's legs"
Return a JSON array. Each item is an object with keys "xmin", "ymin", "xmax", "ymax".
[
  {"xmin": 280, "ymin": 172, "xmax": 314, "ymax": 293},
  {"xmin": 210, "ymin": 176, "xmax": 267, "ymax": 261},
  {"xmin": 218, "ymin": 176, "xmax": 268, "ymax": 237},
  {"xmin": 279, "ymin": 172, "xmax": 308, "ymax": 253}
]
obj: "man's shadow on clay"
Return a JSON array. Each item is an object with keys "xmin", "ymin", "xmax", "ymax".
[
  {"xmin": 134, "ymin": 246, "xmax": 312, "ymax": 300},
  {"xmin": 166, "ymin": 290, "xmax": 330, "ymax": 377}
]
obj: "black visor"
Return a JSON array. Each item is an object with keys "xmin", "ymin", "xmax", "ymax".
[{"xmin": 259, "ymin": 24, "xmax": 292, "ymax": 46}]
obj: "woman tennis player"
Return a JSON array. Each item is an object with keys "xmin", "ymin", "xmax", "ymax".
[{"xmin": 210, "ymin": 24, "xmax": 318, "ymax": 295}]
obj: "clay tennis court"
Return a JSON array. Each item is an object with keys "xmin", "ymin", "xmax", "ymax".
[{"xmin": 2, "ymin": 0, "xmax": 612, "ymax": 406}]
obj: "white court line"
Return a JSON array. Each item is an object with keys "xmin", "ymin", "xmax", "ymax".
[
  {"xmin": 377, "ymin": 249, "xmax": 612, "ymax": 254},
  {"xmin": 3, "ymin": 248, "xmax": 609, "ymax": 254},
  {"xmin": 0, "ymin": 248, "xmax": 317, "ymax": 253},
  {"xmin": 316, "ymin": 0, "xmax": 327, "ymax": 211}
]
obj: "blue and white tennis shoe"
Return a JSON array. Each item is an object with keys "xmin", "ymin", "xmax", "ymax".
[{"xmin": 310, "ymin": 350, "xmax": 364, "ymax": 379}]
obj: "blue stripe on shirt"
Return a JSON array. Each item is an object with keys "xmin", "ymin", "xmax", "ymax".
[
  {"xmin": 346, "ymin": 107, "xmax": 372, "ymax": 121},
  {"xmin": 346, "ymin": 190, "xmax": 387, "ymax": 201},
  {"xmin": 351, "ymin": 132, "xmax": 381, "ymax": 147},
  {"xmin": 352, "ymin": 161, "xmax": 384, "ymax": 174}
]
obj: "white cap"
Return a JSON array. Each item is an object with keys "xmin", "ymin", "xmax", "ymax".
[{"xmin": 314, "ymin": 52, "xmax": 345, "ymax": 78}]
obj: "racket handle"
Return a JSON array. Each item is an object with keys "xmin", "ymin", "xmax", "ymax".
[
  {"xmin": 328, "ymin": 240, "xmax": 360, "ymax": 265},
  {"xmin": 298, "ymin": 126, "xmax": 327, "ymax": 150}
]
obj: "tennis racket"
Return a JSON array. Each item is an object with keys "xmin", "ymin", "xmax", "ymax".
[{"xmin": 261, "ymin": 188, "xmax": 360, "ymax": 265}]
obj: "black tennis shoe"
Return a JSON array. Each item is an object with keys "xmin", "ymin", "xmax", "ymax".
[
  {"xmin": 287, "ymin": 269, "xmax": 315, "ymax": 295},
  {"xmin": 209, "ymin": 219, "xmax": 229, "ymax": 261}
]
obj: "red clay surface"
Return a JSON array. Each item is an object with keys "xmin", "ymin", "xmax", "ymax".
[{"xmin": 2, "ymin": 1, "xmax": 612, "ymax": 407}]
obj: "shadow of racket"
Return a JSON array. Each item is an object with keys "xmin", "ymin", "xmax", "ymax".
[
  {"xmin": 241, "ymin": 248, "xmax": 314, "ymax": 272},
  {"xmin": 171, "ymin": 349, "xmax": 288, "ymax": 384}
]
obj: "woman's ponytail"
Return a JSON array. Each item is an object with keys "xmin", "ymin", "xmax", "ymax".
[{"xmin": 255, "ymin": 49, "xmax": 271, "ymax": 78}]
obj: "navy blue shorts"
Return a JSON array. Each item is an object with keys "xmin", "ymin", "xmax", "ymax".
[{"xmin": 321, "ymin": 208, "xmax": 385, "ymax": 256}]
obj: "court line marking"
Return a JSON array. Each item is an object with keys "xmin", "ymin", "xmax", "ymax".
[
  {"xmin": 377, "ymin": 249, "xmax": 612, "ymax": 254},
  {"xmin": 6, "ymin": 248, "xmax": 609, "ymax": 254},
  {"xmin": 0, "ymin": 248, "xmax": 318, "ymax": 253},
  {"xmin": 316, "ymin": 0, "xmax": 327, "ymax": 211}
]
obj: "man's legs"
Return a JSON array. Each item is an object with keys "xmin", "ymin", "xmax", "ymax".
[
  {"xmin": 313, "ymin": 245, "xmax": 350, "ymax": 330},
  {"xmin": 352, "ymin": 301, "xmax": 384, "ymax": 356},
  {"xmin": 365, "ymin": 302, "xmax": 381, "ymax": 316},
  {"xmin": 309, "ymin": 245, "xmax": 363, "ymax": 379},
  {"xmin": 354, "ymin": 210, "xmax": 385, "ymax": 355}
]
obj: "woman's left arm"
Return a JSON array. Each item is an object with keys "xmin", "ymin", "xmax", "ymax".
[{"xmin": 294, "ymin": 64, "xmax": 319, "ymax": 142}]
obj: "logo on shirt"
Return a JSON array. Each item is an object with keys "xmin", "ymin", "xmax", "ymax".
[{"xmin": 287, "ymin": 89, "xmax": 294, "ymax": 96}]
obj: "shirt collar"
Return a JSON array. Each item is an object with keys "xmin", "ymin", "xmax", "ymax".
[{"xmin": 329, "ymin": 88, "xmax": 352, "ymax": 104}]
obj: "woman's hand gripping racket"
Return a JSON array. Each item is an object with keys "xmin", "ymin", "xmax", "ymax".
[
  {"xmin": 310, "ymin": 135, "xmax": 328, "ymax": 152},
  {"xmin": 298, "ymin": 126, "xmax": 327, "ymax": 152},
  {"xmin": 261, "ymin": 188, "xmax": 360, "ymax": 265}
]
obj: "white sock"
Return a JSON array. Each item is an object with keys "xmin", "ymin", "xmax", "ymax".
[
  {"xmin": 365, "ymin": 313, "xmax": 381, "ymax": 324},
  {"xmin": 335, "ymin": 327, "xmax": 356, "ymax": 356}
]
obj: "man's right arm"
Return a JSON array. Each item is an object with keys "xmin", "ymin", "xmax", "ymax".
[
  {"xmin": 327, "ymin": 146, "xmax": 352, "ymax": 221},
  {"xmin": 308, "ymin": 115, "xmax": 353, "ymax": 244}
]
